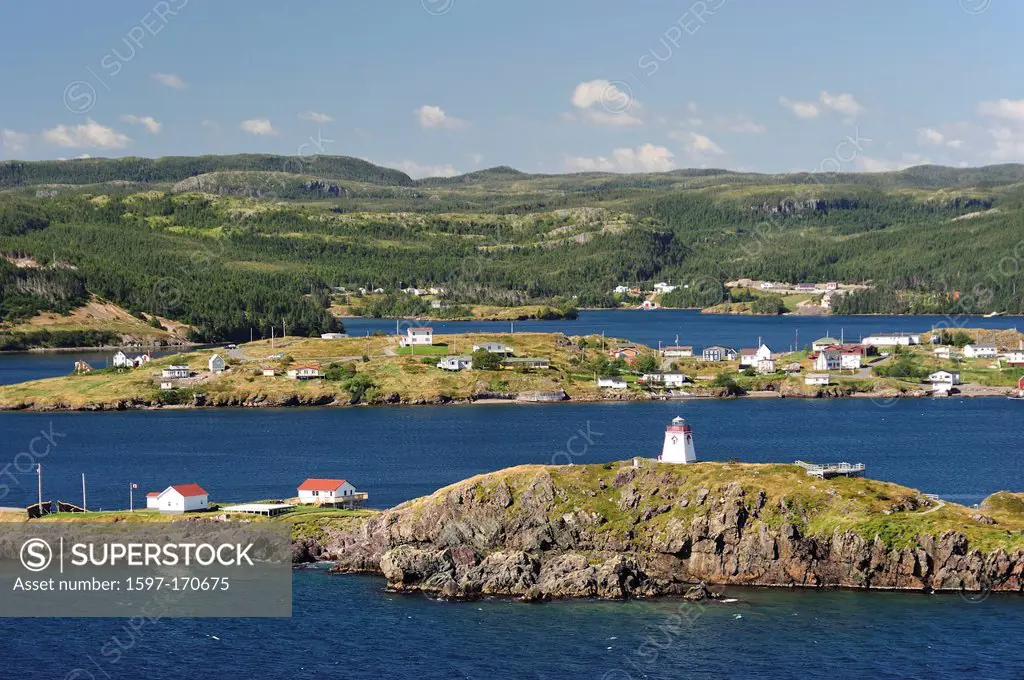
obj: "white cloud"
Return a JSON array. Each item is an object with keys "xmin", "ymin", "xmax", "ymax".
[
  {"xmin": 569, "ymin": 79, "xmax": 642, "ymax": 126},
  {"xmin": 415, "ymin": 105, "xmax": 467, "ymax": 130},
  {"xmin": 240, "ymin": 119, "xmax": 277, "ymax": 136},
  {"xmin": 200, "ymin": 119, "xmax": 219, "ymax": 130},
  {"xmin": 673, "ymin": 131, "xmax": 725, "ymax": 157},
  {"xmin": 779, "ymin": 96, "xmax": 820, "ymax": 119},
  {"xmin": 566, "ymin": 143, "xmax": 675, "ymax": 173},
  {"xmin": 977, "ymin": 99, "xmax": 1024, "ymax": 121},
  {"xmin": 1, "ymin": 129, "xmax": 30, "ymax": 154},
  {"xmin": 916, "ymin": 127, "xmax": 965, "ymax": 150},
  {"xmin": 780, "ymin": 92, "xmax": 864, "ymax": 119},
  {"xmin": 818, "ymin": 91, "xmax": 865, "ymax": 117},
  {"xmin": 119, "ymin": 114, "xmax": 162, "ymax": 134},
  {"xmin": 42, "ymin": 119, "xmax": 132, "ymax": 149},
  {"xmin": 76, "ymin": 154, "xmax": 91, "ymax": 159},
  {"xmin": 394, "ymin": 160, "xmax": 460, "ymax": 178},
  {"xmin": 299, "ymin": 111, "xmax": 333, "ymax": 123},
  {"xmin": 152, "ymin": 73, "xmax": 185, "ymax": 89},
  {"xmin": 718, "ymin": 117, "xmax": 765, "ymax": 134}
]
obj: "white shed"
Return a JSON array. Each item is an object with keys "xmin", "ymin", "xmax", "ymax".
[
  {"xmin": 597, "ymin": 377, "xmax": 627, "ymax": 389},
  {"xmin": 155, "ymin": 483, "xmax": 209, "ymax": 513},
  {"xmin": 162, "ymin": 365, "xmax": 190, "ymax": 379}
]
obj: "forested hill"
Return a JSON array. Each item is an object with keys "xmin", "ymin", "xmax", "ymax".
[
  {"xmin": 3, "ymin": 155, "xmax": 1024, "ymax": 344},
  {"xmin": 0, "ymin": 154, "xmax": 414, "ymax": 189}
]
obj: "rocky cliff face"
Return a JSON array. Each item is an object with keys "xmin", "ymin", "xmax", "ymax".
[{"xmin": 320, "ymin": 462, "xmax": 1024, "ymax": 599}]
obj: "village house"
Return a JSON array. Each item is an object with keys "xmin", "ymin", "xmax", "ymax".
[
  {"xmin": 660, "ymin": 345, "xmax": 693, "ymax": 358},
  {"xmin": 608, "ymin": 347, "xmax": 639, "ymax": 364},
  {"xmin": 640, "ymin": 373, "xmax": 688, "ymax": 388},
  {"xmin": 262, "ymin": 367, "xmax": 277, "ymax": 377},
  {"xmin": 640, "ymin": 300, "xmax": 659, "ymax": 310},
  {"xmin": 839, "ymin": 345, "xmax": 864, "ymax": 370},
  {"xmin": 929, "ymin": 370, "xmax": 961, "ymax": 394},
  {"xmin": 473, "ymin": 342, "xmax": 513, "ymax": 355},
  {"xmin": 825, "ymin": 282, "xmax": 839, "ymax": 291},
  {"xmin": 963, "ymin": 344, "xmax": 997, "ymax": 359},
  {"xmin": 502, "ymin": 357, "xmax": 551, "ymax": 370},
  {"xmin": 162, "ymin": 364, "xmax": 190, "ymax": 379},
  {"xmin": 702, "ymin": 346, "xmax": 736, "ymax": 362},
  {"xmin": 73, "ymin": 360, "xmax": 93, "ymax": 374},
  {"xmin": 794, "ymin": 283, "xmax": 817, "ymax": 292},
  {"xmin": 153, "ymin": 483, "xmax": 209, "ymax": 513},
  {"xmin": 112, "ymin": 351, "xmax": 131, "ymax": 368},
  {"xmin": 159, "ymin": 381, "xmax": 174, "ymax": 391},
  {"xmin": 297, "ymin": 478, "xmax": 359, "ymax": 505},
  {"xmin": 1003, "ymin": 349, "xmax": 1024, "ymax": 366},
  {"xmin": 287, "ymin": 363, "xmax": 324, "ymax": 380},
  {"xmin": 934, "ymin": 346, "xmax": 953, "ymax": 360},
  {"xmin": 756, "ymin": 358, "xmax": 776, "ymax": 375},
  {"xmin": 321, "ymin": 332, "xmax": 346, "ymax": 339},
  {"xmin": 862, "ymin": 333, "xmax": 921, "ymax": 347},
  {"xmin": 805, "ymin": 373, "xmax": 830, "ymax": 386},
  {"xmin": 814, "ymin": 349, "xmax": 841, "ymax": 372},
  {"xmin": 613, "ymin": 285, "xmax": 631, "ymax": 295},
  {"xmin": 208, "ymin": 354, "xmax": 226, "ymax": 373},
  {"xmin": 401, "ymin": 327, "xmax": 434, "ymax": 347},
  {"xmin": 437, "ymin": 356, "xmax": 472, "ymax": 371},
  {"xmin": 597, "ymin": 377, "xmax": 627, "ymax": 389},
  {"xmin": 653, "ymin": 282, "xmax": 677, "ymax": 294},
  {"xmin": 131, "ymin": 354, "xmax": 151, "ymax": 368},
  {"xmin": 812, "ymin": 337, "xmax": 840, "ymax": 352},
  {"xmin": 738, "ymin": 344, "xmax": 772, "ymax": 367}
]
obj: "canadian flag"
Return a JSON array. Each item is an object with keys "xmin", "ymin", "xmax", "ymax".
[{"xmin": 131, "ymin": 483, "xmax": 138, "ymax": 489}]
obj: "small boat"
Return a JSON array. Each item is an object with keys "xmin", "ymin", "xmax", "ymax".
[{"xmin": 984, "ymin": 311, "xmax": 1004, "ymax": 318}]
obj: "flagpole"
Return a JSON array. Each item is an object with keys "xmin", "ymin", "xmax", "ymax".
[
  {"xmin": 82, "ymin": 473, "xmax": 87, "ymax": 511},
  {"xmin": 130, "ymin": 482, "xmax": 134, "ymax": 513},
  {"xmin": 36, "ymin": 464, "xmax": 42, "ymax": 509}
]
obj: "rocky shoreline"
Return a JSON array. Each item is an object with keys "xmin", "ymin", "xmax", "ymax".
[
  {"xmin": 294, "ymin": 462, "xmax": 1024, "ymax": 601},
  {"xmin": 0, "ymin": 384, "xmax": 1013, "ymax": 412}
]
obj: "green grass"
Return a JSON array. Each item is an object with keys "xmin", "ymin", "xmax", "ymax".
[{"xmin": 395, "ymin": 343, "xmax": 451, "ymax": 356}]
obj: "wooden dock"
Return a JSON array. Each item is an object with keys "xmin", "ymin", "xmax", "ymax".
[{"xmin": 794, "ymin": 460, "xmax": 866, "ymax": 479}]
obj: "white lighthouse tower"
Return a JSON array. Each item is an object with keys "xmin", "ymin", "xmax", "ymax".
[{"xmin": 660, "ymin": 416, "xmax": 696, "ymax": 464}]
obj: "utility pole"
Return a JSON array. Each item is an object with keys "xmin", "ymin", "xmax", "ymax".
[
  {"xmin": 82, "ymin": 473, "xmax": 87, "ymax": 511},
  {"xmin": 36, "ymin": 464, "xmax": 42, "ymax": 509},
  {"xmin": 129, "ymin": 482, "xmax": 136, "ymax": 512}
]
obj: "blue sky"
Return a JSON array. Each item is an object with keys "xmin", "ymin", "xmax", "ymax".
[{"xmin": 1, "ymin": 0, "xmax": 1021, "ymax": 177}]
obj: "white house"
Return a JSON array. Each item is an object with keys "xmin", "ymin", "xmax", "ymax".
[
  {"xmin": 162, "ymin": 365, "xmax": 189, "ymax": 379},
  {"xmin": 738, "ymin": 348, "xmax": 758, "ymax": 367},
  {"xmin": 613, "ymin": 285, "xmax": 631, "ymax": 295},
  {"xmin": 929, "ymin": 370, "xmax": 961, "ymax": 394},
  {"xmin": 839, "ymin": 346, "xmax": 863, "ymax": 370},
  {"xmin": 262, "ymin": 367, "xmax": 277, "ymax": 377},
  {"xmin": 112, "ymin": 351, "xmax": 131, "ymax": 368},
  {"xmin": 154, "ymin": 484, "xmax": 209, "ymax": 513},
  {"xmin": 321, "ymin": 333, "xmax": 346, "ymax": 340},
  {"xmin": 756, "ymin": 358, "xmax": 776, "ymax": 375},
  {"xmin": 814, "ymin": 349, "xmax": 841, "ymax": 372},
  {"xmin": 297, "ymin": 478, "xmax": 357, "ymax": 504},
  {"xmin": 805, "ymin": 373, "xmax": 830, "ymax": 386},
  {"xmin": 146, "ymin": 492, "xmax": 161, "ymax": 509},
  {"xmin": 287, "ymin": 364, "xmax": 324, "ymax": 380},
  {"xmin": 963, "ymin": 344, "xmax": 997, "ymax": 359},
  {"xmin": 812, "ymin": 337, "xmax": 840, "ymax": 352},
  {"xmin": 934, "ymin": 346, "xmax": 952, "ymax": 360},
  {"xmin": 401, "ymin": 327, "xmax": 434, "ymax": 347},
  {"xmin": 653, "ymin": 282, "xmax": 677, "ymax": 294},
  {"xmin": 661, "ymin": 345, "xmax": 693, "ymax": 358},
  {"xmin": 598, "ymin": 377, "xmax": 628, "ymax": 389},
  {"xmin": 641, "ymin": 373, "xmax": 687, "ymax": 388},
  {"xmin": 472, "ymin": 342, "xmax": 513, "ymax": 355},
  {"xmin": 208, "ymin": 354, "xmax": 226, "ymax": 373},
  {"xmin": 437, "ymin": 356, "xmax": 472, "ymax": 371},
  {"xmin": 1003, "ymin": 350, "xmax": 1024, "ymax": 366},
  {"xmin": 131, "ymin": 354, "xmax": 151, "ymax": 368},
  {"xmin": 159, "ymin": 381, "xmax": 174, "ymax": 391},
  {"xmin": 862, "ymin": 334, "xmax": 920, "ymax": 347}
]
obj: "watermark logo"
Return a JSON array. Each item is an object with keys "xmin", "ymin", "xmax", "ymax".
[
  {"xmin": 63, "ymin": 81, "xmax": 97, "ymax": 114},
  {"xmin": 422, "ymin": 0, "xmax": 455, "ymax": 15},
  {"xmin": 20, "ymin": 538, "xmax": 53, "ymax": 573},
  {"xmin": 960, "ymin": 0, "xmax": 991, "ymax": 14}
]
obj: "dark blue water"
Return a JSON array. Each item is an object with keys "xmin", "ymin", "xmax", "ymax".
[
  {"xmin": 4, "ymin": 311, "xmax": 1021, "ymax": 385},
  {"xmin": 8, "ymin": 567, "xmax": 1022, "ymax": 680},
  {"xmin": 1, "ymin": 400, "xmax": 1023, "ymax": 677},
  {"xmin": 0, "ymin": 399, "xmax": 1020, "ymax": 510},
  {"xmin": 343, "ymin": 309, "xmax": 1023, "ymax": 352},
  {"xmin": 0, "ymin": 349, "xmax": 175, "ymax": 386}
]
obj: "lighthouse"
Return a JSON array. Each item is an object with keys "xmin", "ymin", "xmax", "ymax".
[{"xmin": 660, "ymin": 416, "xmax": 696, "ymax": 464}]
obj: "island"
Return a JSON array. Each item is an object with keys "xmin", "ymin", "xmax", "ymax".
[{"xmin": 305, "ymin": 460, "xmax": 1024, "ymax": 599}]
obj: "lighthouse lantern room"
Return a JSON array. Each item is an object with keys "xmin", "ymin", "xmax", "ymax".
[{"xmin": 660, "ymin": 416, "xmax": 696, "ymax": 464}]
